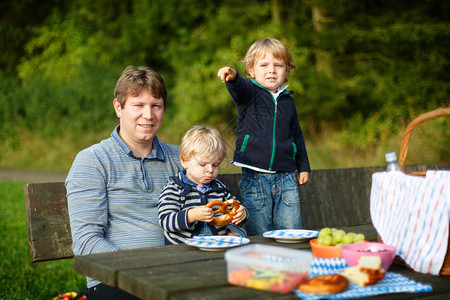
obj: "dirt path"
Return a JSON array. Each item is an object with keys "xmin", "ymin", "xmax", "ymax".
[{"xmin": 0, "ymin": 167, "xmax": 67, "ymax": 183}]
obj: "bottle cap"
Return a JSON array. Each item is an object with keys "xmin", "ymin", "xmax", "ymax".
[{"xmin": 385, "ymin": 151, "xmax": 397, "ymax": 162}]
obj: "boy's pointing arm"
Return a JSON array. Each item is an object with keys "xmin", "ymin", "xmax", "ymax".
[{"xmin": 217, "ymin": 67, "xmax": 237, "ymax": 82}]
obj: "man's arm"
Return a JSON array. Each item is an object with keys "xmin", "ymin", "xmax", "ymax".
[{"xmin": 66, "ymin": 150, "xmax": 120, "ymax": 255}]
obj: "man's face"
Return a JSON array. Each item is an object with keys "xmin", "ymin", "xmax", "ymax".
[{"xmin": 113, "ymin": 88, "xmax": 164, "ymax": 150}]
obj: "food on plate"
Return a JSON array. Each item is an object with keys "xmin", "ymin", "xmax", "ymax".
[
  {"xmin": 205, "ymin": 199, "xmax": 239, "ymax": 226},
  {"xmin": 299, "ymin": 274, "xmax": 349, "ymax": 294},
  {"xmin": 342, "ymin": 255, "xmax": 385, "ymax": 286},
  {"xmin": 317, "ymin": 227, "xmax": 365, "ymax": 246},
  {"xmin": 228, "ymin": 268, "xmax": 309, "ymax": 293}
]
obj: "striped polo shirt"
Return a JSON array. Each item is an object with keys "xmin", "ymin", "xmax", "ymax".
[{"xmin": 66, "ymin": 126, "xmax": 182, "ymax": 287}]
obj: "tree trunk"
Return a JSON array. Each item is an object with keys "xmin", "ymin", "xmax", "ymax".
[
  {"xmin": 271, "ymin": 0, "xmax": 281, "ymax": 23},
  {"xmin": 312, "ymin": 4, "xmax": 333, "ymax": 77}
]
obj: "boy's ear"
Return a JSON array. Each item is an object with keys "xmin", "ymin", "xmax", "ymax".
[
  {"xmin": 248, "ymin": 68, "xmax": 255, "ymax": 78},
  {"xmin": 180, "ymin": 156, "xmax": 188, "ymax": 168}
]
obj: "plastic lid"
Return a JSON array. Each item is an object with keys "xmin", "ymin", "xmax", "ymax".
[{"xmin": 385, "ymin": 151, "xmax": 397, "ymax": 162}]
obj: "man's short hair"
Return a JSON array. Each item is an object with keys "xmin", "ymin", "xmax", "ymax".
[{"xmin": 114, "ymin": 66, "xmax": 167, "ymax": 109}]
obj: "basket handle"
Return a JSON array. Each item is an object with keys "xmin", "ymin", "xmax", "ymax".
[{"xmin": 399, "ymin": 107, "xmax": 450, "ymax": 170}]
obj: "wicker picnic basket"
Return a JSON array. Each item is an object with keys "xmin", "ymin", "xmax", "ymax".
[{"xmin": 377, "ymin": 107, "xmax": 450, "ymax": 275}]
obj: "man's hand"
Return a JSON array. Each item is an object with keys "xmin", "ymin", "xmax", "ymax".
[{"xmin": 217, "ymin": 67, "xmax": 237, "ymax": 82}]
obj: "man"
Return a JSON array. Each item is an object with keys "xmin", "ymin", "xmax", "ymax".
[{"xmin": 66, "ymin": 66, "xmax": 182, "ymax": 299}]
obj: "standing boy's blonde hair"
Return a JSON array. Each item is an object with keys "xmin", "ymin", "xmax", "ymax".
[
  {"xmin": 242, "ymin": 38, "xmax": 296, "ymax": 79},
  {"xmin": 180, "ymin": 125, "xmax": 227, "ymax": 163}
]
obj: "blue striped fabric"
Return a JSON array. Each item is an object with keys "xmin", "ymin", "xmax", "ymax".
[
  {"xmin": 294, "ymin": 258, "xmax": 432, "ymax": 299},
  {"xmin": 66, "ymin": 126, "xmax": 182, "ymax": 287}
]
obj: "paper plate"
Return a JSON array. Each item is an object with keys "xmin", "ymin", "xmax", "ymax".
[
  {"xmin": 185, "ymin": 236, "xmax": 250, "ymax": 251},
  {"xmin": 263, "ymin": 229, "xmax": 319, "ymax": 243}
]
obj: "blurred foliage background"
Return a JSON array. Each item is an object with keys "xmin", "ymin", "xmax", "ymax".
[{"xmin": 0, "ymin": 0, "xmax": 448, "ymax": 172}]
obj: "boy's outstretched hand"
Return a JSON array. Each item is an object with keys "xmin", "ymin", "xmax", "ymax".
[{"xmin": 217, "ymin": 67, "xmax": 237, "ymax": 82}]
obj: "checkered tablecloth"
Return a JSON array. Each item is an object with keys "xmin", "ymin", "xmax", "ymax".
[{"xmin": 294, "ymin": 258, "xmax": 432, "ymax": 299}]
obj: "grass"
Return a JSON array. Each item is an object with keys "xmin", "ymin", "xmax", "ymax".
[{"xmin": 0, "ymin": 181, "xmax": 86, "ymax": 299}]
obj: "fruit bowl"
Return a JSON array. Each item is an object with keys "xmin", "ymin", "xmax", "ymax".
[
  {"xmin": 341, "ymin": 242, "xmax": 396, "ymax": 270},
  {"xmin": 309, "ymin": 238, "xmax": 343, "ymax": 258}
]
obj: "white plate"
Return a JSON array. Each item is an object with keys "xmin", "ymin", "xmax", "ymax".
[
  {"xmin": 185, "ymin": 236, "xmax": 250, "ymax": 251},
  {"xmin": 263, "ymin": 229, "xmax": 319, "ymax": 243}
]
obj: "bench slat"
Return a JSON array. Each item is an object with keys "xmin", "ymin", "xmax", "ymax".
[{"xmin": 24, "ymin": 182, "xmax": 74, "ymax": 262}]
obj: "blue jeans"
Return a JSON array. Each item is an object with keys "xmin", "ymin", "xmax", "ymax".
[{"xmin": 240, "ymin": 168, "xmax": 302, "ymax": 236}]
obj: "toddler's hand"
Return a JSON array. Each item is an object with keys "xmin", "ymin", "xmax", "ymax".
[
  {"xmin": 187, "ymin": 206, "xmax": 214, "ymax": 224},
  {"xmin": 298, "ymin": 172, "xmax": 309, "ymax": 185},
  {"xmin": 231, "ymin": 204, "xmax": 247, "ymax": 225},
  {"xmin": 217, "ymin": 67, "xmax": 236, "ymax": 82}
]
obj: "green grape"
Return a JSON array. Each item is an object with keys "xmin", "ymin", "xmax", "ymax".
[
  {"xmin": 354, "ymin": 233, "xmax": 365, "ymax": 243},
  {"xmin": 322, "ymin": 235, "xmax": 332, "ymax": 246},
  {"xmin": 346, "ymin": 232, "xmax": 356, "ymax": 240},
  {"xmin": 342, "ymin": 234, "xmax": 353, "ymax": 244},
  {"xmin": 333, "ymin": 230, "xmax": 345, "ymax": 243},
  {"xmin": 331, "ymin": 236, "xmax": 339, "ymax": 246},
  {"xmin": 336, "ymin": 229, "xmax": 346, "ymax": 236},
  {"xmin": 319, "ymin": 227, "xmax": 331, "ymax": 237},
  {"xmin": 317, "ymin": 236, "xmax": 324, "ymax": 245}
]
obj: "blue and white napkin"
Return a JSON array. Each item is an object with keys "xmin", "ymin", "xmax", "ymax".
[{"xmin": 294, "ymin": 258, "xmax": 432, "ymax": 299}]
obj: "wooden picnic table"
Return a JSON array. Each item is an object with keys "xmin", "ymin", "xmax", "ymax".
[{"xmin": 73, "ymin": 225, "xmax": 450, "ymax": 300}]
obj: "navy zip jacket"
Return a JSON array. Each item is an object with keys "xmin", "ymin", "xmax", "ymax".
[{"xmin": 225, "ymin": 71, "xmax": 311, "ymax": 173}]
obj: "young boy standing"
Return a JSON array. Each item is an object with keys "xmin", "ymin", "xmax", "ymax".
[
  {"xmin": 217, "ymin": 37, "xmax": 311, "ymax": 236},
  {"xmin": 158, "ymin": 125, "xmax": 248, "ymax": 245}
]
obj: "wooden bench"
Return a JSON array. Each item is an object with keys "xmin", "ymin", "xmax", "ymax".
[{"xmin": 25, "ymin": 162, "xmax": 450, "ymax": 262}]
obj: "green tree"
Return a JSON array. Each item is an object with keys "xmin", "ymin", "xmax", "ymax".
[{"xmin": 0, "ymin": 0, "xmax": 448, "ymax": 169}]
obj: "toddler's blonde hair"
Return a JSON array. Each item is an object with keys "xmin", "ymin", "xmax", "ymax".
[
  {"xmin": 242, "ymin": 38, "xmax": 296, "ymax": 80},
  {"xmin": 180, "ymin": 125, "xmax": 227, "ymax": 163}
]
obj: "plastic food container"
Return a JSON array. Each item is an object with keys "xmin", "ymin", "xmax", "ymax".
[{"xmin": 225, "ymin": 244, "xmax": 313, "ymax": 294}]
